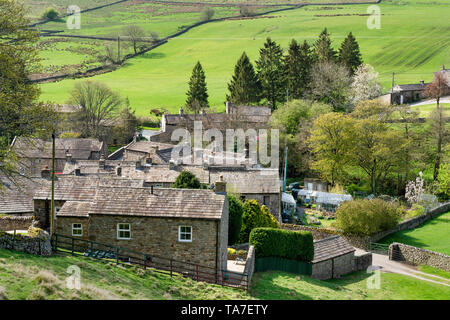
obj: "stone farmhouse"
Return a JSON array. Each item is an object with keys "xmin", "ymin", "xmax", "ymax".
[
  {"xmin": 150, "ymin": 103, "xmax": 272, "ymax": 146},
  {"xmin": 32, "ymin": 175, "xmax": 229, "ymax": 270},
  {"xmin": 11, "ymin": 137, "xmax": 107, "ymax": 176}
]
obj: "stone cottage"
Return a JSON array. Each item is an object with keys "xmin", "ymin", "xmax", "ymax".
[
  {"xmin": 11, "ymin": 137, "xmax": 108, "ymax": 176},
  {"xmin": 53, "ymin": 184, "xmax": 229, "ymax": 271}
]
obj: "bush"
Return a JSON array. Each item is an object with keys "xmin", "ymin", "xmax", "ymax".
[
  {"xmin": 238, "ymin": 200, "xmax": 279, "ymax": 243},
  {"xmin": 41, "ymin": 8, "xmax": 59, "ymax": 20},
  {"xmin": 335, "ymin": 199, "xmax": 403, "ymax": 236},
  {"xmin": 406, "ymin": 204, "xmax": 425, "ymax": 219},
  {"xmin": 171, "ymin": 171, "xmax": 205, "ymax": 189},
  {"xmin": 249, "ymin": 228, "xmax": 314, "ymax": 262},
  {"xmin": 227, "ymin": 195, "xmax": 243, "ymax": 245},
  {"xmin": 200, "ymin": 7, "xmax": 215, "ymax": 21}
]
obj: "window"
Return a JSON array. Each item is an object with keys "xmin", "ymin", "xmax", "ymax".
[
  {"xmin": 154, "ymin": 183, "xmax": 163, "ymax": 188},
  {"xmin": 117, "ymin": 223, "xmax": 131, "ymax": 240},
  {"xmin": 263, "ymin": 196, "xmax": 270, "ymax": 206},
  {"xmin": 72, "ymin": 223, "xmax": 83, "ymax": 237},
  {"xmin": 178, "ymin": 226, "xmax": 192, "ymax": 242}
]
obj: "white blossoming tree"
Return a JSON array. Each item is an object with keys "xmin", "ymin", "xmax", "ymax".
[
  {"xmin": 405, "ymin": 172, "xmax": 424, "ymax": 205},
  {"xmin": 349, "ymin": 64, "xmax": 382, "ymax": 106}
]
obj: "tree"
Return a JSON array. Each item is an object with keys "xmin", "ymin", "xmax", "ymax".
[
  {"xmin": 308, "ymin": 112, "xmax": 353, "ymax": 186},
  {"xmin": 69, "ymin": 80, "xmax": 122, "ymax": 139},
  {"xmin": 185, "ymin": 61, "xmax": 209, "ymax": 114},
  {"xmin": 348, "ymin": 64, "xmax": 382, "ymax": 106},
  {"xmin": 284, "ymin": 39, "xmax": 312, "ymax": 99},
  {"xmin": 112, "ymin": 98, "xmax": 141, "ymax": 145},
  {"xmin": 308, "ymin": 60, "xmax": 351, "ymax": 112},
  {"xmin": 256, "ymin": 37, "xmax": 286, "ymax": 111},
  {"xmin": 172, "ymin": 171, "xmax": 204, "ymax": 189},
  {"xmin": 0, "ymin": 0, "xmax": 57, "ymax": 181},
  {"xmin": 226, "ymin": 52, "xmax": 261, "ymax": 105},
  {"xmin": 201, "ymin": 7, "xmax": 215, "ymax": 21},
  {"xmin": 123, "ymin": 25, "xmax": 146, "ymax": 55},
  {"xmin": 227, "ymin": 195, "xmax": 243, "ymax": 245},
  {"xmin": 238, "ymin": 199, "xmax": 279, "ymax": 243},
  {"xmin": 338, "ymin": 32, "xmax": 362, "ymax": 74},
  {"xmin": 312, "ymin": 28, "xmax": 337, "ymax": 63},
  {"xmin": 423, "ymin": 72, "xmax": 450, "ymax": 180},
  {"xmin": 41, "ymin": 8, "xmax": 59, "ymax": 20}
]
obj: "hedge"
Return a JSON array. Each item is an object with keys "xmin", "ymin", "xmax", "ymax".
[{"xmin": 249, "ymin": 228, "xmax": 314, "ymax": 262}]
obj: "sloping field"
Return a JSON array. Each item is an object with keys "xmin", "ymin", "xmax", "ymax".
[{"xmin": 38, "ymin": 0, "xmax": 450, "ymax": 115}]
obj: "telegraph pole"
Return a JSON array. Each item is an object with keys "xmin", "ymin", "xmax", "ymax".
[
  {"xmin": 50, "ymin": 132, "xmax": 55, "ymax": 236},
  {"xmin": 283, "ymin": 90, "xmax": 289, "ymax": 193},
  {"xmin": 117, "ymin": 36, "xmax": 121, "ymax": 64}
]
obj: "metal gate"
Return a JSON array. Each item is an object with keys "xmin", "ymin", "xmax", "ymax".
[{"xmin": 369, "ymin": 242, "xmax": 390, "ymax": 255}]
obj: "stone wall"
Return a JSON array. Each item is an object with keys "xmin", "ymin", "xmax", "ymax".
[
  {"xmin": 354, "ymin": 252, "xmax": 373, "ymax": 272},
  {"xmin": 389, "ymin": 243, "xmax": 450, "ymax": 272},
  {"xmin": 0, "ymin": 216, "xmax": 34, "ymax": 231},
  {"xmin": 281, "ymin": 224, "xmax": 337, "ymax": 240},
  {"xmin": 0, "ymin": 230, "xmax": 51, "ymax": 256},
  {"xmin": 34, "ymin": 199, "xmax": 66, "ymax": 229},
  {"xmin": 311, "ymin": 252, "xmax": 357, "ymax": 280},
  {"xmin": 55, "ymin": 216, "xmax": 90, "ymax": 240}
]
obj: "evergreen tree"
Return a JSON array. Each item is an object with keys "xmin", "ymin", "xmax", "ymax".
[
  {"xmin": 312, "ymin": 28, "xmax": 337, "ymax": 63},
  {"xmin": 185, "ymin": 61, "xmax": 209, "ymax": 114},
  {"xmin": 338, "ymin": 32, "xmax": 363, "ymax": 74},
  {"xmin": 256, "ymin": 37, "xmax": 286, "ymax": 111},
  {"xmin": 226, "ymin": 52, "xmax": 261, "ymax": 105},
  {"xmin": 284, "ymin": 39, "xmax": 312, "ymax": 99}
]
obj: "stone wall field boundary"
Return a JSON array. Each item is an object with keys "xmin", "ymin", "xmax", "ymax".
[
  {"xmin": 389, "ymin": 243, "xmax": 450, "ymax": 272},
  {"xmin": 243, "ymin": 245, "xmax": 255, "ymax": 287},
  {"xmin": 0, "ymin": 216, "xmax": 34, "ymax": 231},
  {"xmin": 0, "ymin": 231, "xmax": 52, "ymax": 256}
]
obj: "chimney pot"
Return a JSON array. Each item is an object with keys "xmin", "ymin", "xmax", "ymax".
[
  {"xmin": 226, "ymin": 101, "xmax": 231, "ymax": 114},
  {"xmin": 214, "ymin": 177, "xmax": 227, "ymax": 194}
]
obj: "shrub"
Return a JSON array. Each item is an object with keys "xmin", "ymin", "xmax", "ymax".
[
  {"xmin": 335, "ymin": 199, "xmax": 403, "ymax": 236},
  {"xmin": 171, "ymin": 171, "xmax": 205, "ymax": 189},
  {"xmin": 227, "ymin": 195, "xmax": 243, "ymax": 245},
  {"xmin": 200, "ymin": 7, "xmax": 215, "ymax": 21},
  {"xmin": 249, "ymin": 228, "xmax": 314, "ymax": 262},
  {"xmin": 41, "ymin": 8, "xmax": 59, "ymax": 20},
  {"xmin": 238, "ymin": 200, "xmax": 279, "ymax": 243},
  {"xmin": 406, "ymin": 204, "xmax": 425, "ymax": 219}
]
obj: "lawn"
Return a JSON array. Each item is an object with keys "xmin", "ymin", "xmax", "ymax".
[
  {"xmin": 250, "ymin": 270, "xmax": 450, "ymax": 300},
  {"xmin": 38, "ymin": 0, "xmax": 450, "ymax": 116},
  {"xmin": 379, "ymin": 211, "xmax": 450, "ymax": 256},
  {"xmin": 410, "ymin": 103, "xmax": 450, "ymax": 118},
  {"xmin": 1, "ymin": 248, "xmax": 448, "ymax": 300}
]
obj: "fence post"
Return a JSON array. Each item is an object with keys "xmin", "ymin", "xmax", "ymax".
[
  {"xmin": 71, "ymin": 237, "xmax": 74, "ymax": 255},
  {"xmin": 170, "ymin": 259, "xmax": 173, "ymax": 277},
  {"xmin": 195, "ymin": 264, "xmax": 199, "ymax": 281}
]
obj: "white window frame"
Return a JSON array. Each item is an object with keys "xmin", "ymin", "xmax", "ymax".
[
  {"xmin": 178, "ymin": 226, "xmax": 192, "ymax": 243},
  {"xmin": 72, "ymin": 223, "xmax": 83, "ymax": 237},
  {"xmin": 117, "ymin": 223, "xmax": 131, "ymax": 240}
]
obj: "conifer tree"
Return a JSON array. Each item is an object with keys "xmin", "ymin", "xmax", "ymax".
[
  {"xmin": 185, "ymin": 61, "xmax": 209, "ymax": 114},
  {"xmin": 312, "ymin": 28, "xmax": 337, "ymax": 63},
  {"xmin": 284, "ymin": 39, "xmax": 312, "ymax": 99},
  {"xmin": 226, "ymin": 52, "xmax": 261, "ymax": 105},
  {"xmin": 338, "ymin": 32, "xmax": 363, "ymax": 74},
  {"xmin": 256, "ymin": 37, "xmax": 286, "ymax": 111}
]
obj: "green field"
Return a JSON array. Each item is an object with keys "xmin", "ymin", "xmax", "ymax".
[
  {"xmin": 379, "ymin": 211, "xmax": 450, "ymax": 256},
  {"xmin": 1, "ymin": 248, "xmax": 449, "ymax": 300},
  {"xmin": 37, "ymin": 0, "xmax": 450, "ymax": 116}
]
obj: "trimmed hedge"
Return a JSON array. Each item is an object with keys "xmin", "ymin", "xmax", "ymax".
[{"xmin": 249, "ymin": 228, "xmax": 314, "ymax": 262}]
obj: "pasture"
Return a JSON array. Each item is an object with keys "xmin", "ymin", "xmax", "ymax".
[{"xmin": 34, "ymin": 0, "xmax": 450, "ymax": 116}]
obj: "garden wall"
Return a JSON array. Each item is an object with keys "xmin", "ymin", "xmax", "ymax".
[
  {"xmin": 0, "ymin": 216, "xmax": 34, "ymax": 231},
  {"xmin": 389, "ymin": 243, "xmax": 450, "ymax": 272},
  {"xmin": 243, "ymin": 246, "xmax": 255, "ymax": 287},
  {"xmin": 0, "ymin": 231, "xmax": 52, "ymax": 256}
]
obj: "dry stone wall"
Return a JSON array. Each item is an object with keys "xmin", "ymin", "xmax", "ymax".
[
  {"xmin": 389, "ymin": 243, "xmax": 450, "ymax": 272},
  {"xmin": 0, "ymin": 230, "xmax": 51, "ymax": 256},
  {"xmin": 0, "ymin": 216, "xmax": 34, "ymax": 231}
]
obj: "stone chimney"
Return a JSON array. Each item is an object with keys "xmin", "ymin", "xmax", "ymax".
[
  {"xmin": 146, "ymin": 153, "xmax": 152, "ymax": 165},
  {"xmin": 214, "ymin": 175, "xmax": 227, "ymax": 194},
  {"xmin": 420, "ymin": 80, "xmax": 424, "ymax": 85},
  {"xmin": 66, "ymin": 150, "xmax": 72, "ymax": 163},
  {"xmin": 41, "ymin": 166, "xmax": 51, "ymax": 179},
  {"xmin": 169, "ymin": 159, "xmax": 175, "ymax": 170},
  {"xmin": 99, "ymin": 154, "xmax": 105, "ymax": 170}
]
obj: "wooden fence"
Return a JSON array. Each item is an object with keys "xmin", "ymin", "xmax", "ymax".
[{"xmin": 51, "ymin": 233, "xmax": 249, "ymax": 291}]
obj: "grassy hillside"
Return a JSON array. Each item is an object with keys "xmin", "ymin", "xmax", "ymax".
[
  {"xmin": 1, "ymin": 248, "xmax": 450, "ymax": 300},
  {"xmin": 379, "ymin": 211, "xmax": 450, "ymax": 256},
  {"xmin": 38, "ymin": 0, "xmax": 450, "ymax": 115}
]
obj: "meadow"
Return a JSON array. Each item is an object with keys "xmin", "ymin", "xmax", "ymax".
[{"xmin": 37, "ymin": 0, "xmax": 450, "ymax": 116}]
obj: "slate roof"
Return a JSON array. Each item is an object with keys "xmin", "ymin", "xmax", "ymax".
[
  {"xmin": 12, "ymin": 137, "xmax": 104, "ymax": 160},
  {"xmin": 126, "ymin": 141, "xmax": 174, "ymax": 154},
  {"xmin": 88, "ymin": 186, "xmax": 226, "ymax": 219},
  {"xmin": 33, "ymin": 176, "xmax": 144, "ymax": 201},
  {"xmin": 0, "ymin": 176, "xmax": 47, "ymax": 214},
  {"xmin": 392, "ymin": 83, "xmax": 429, "ymax": 92},
  {"xmin": 209, "ymin": 169, "xmax": 280, "ymax": 194},
  {"xmin": 57, "ymin": 201, "xmax": 90, "ymax": 217},
  {"xmin": 312, "ymin": 236, "xmax": 355, "ymax": 263}
]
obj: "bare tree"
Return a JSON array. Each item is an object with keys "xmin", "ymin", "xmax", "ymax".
[
  {"xmin": 69, "ymin": 81, "xmax": 123, "ymax": 139},
  {"xmin": 123, "ymin": 25, "xmax": 146, "ymax": 55}
]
